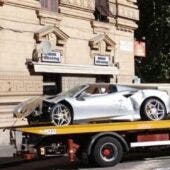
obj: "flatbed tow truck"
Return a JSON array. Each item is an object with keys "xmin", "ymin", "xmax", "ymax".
[{"xmin": 7, "ymin": 120, "xmax": 170, "ymax": 167}]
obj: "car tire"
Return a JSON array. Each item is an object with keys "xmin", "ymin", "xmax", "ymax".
[
  {"xmin": 141, "ymin": 98, "xmax": 167, "ymax": 121},
  {"xmin": 92, "ymin": 137, "xmax": 123, "ymax": 167},
  {"xmin": 51, "ymin": 103, "xmax": 72, "ymax": 126},
  {"xmin": 27, "ymin": 114, "xmax": 40, "ymax": 125}
]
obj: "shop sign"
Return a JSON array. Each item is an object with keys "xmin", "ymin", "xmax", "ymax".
[
  {"xmin": 94, "ymin": 55, "xmax": 109, "ymax": 66},
  {"xmin": 134, "ymin": 41, "xmax": 146, "ymax": 57},
  {"xmin": 42, "ymin": 51, "xmax": 61, "ymax": 63}
]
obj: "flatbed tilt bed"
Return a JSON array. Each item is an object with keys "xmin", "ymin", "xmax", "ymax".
[{"xmin": 10, "ymin": 120, "xmax": 170, "ymax": 167}]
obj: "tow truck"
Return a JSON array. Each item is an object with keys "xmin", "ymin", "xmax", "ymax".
[{"xmin": 8, "ymin": 120, "xmax": 170, "ymax": 167}]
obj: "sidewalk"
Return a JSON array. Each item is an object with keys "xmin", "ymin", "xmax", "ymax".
[
  {"xmin": 0, "ymin": 145, "xmax": 20, "ymax": 167},
  {"xmin": 0, "ymin": 145, "xmax": 16, "ymax": 157}
]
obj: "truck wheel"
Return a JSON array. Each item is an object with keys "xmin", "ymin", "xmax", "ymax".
[
  {"xmin": 141, "ymin": 98, "xmax": 167, "ymax": 120},
  {"xmin": 92, "ymin": 137, "xmax": 123, "ymax": 167}
]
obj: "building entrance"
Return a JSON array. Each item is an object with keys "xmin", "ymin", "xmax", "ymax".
[
  {"xmin": 96, "ymin": 75, "xmax": 110, "ymax": 83},
  {"xmin": 43, "ymin": 74, "xmax": 62, "ymax": 95}
]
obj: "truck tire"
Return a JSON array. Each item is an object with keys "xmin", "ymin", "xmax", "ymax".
[{"xmin": 92, "ymin": 137, "xmax": 123, "ymax": 167}]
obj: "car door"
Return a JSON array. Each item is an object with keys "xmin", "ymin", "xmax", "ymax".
[
  {"xmin": 116, "ymin": 91, "xmax": 135, "ymax": 116},
  {"xmin": 70, "ymin": 93, "xmax": 122, "ymax": 121}
]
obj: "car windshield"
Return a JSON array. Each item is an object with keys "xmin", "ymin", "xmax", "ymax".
[{"xmin": 61, "ymin": 85, "xmax": 87, "ymax": 97}]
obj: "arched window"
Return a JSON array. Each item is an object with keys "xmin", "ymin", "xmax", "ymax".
[
  {"xmin": 94, "ymin": 0, "xmax": 109, "ymax": 22},
  {"xmin": 40, "ymin": 0, "xmax": 59, "ymax": 12}
]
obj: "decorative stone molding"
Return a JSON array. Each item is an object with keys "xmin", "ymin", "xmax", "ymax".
[
  {"xmin": 59, "ymin": 0, "xmax": 95, "ymax": 20},
  {"xmin": 108, "ymin": 17, "xmax": 116, "ymax": 25},
  {"xmin": 117, "ymin": 4, "xmax": 139, "ymax": 21},
  {"xmin": 35, "ymin": 26, "xmax": 69, "ymax": 44},
  {"xmin": 36, "ymin": 10, "xmax": 63, "ymax": 26},
  {"xmin": 33, "ymin": 26, "xmax": 69, "ymax": 63},
  {"xmin": 60, "ymin": 0, "xmax": 95, "ymax": 11},
  {"xmin": 89, "ymin": 34, "xmax": 116, "ymax": 60},
  {"xmin": 91, "ymin": 21, "xmax": 112, "ymax": 33},
  {"xmin": 89, "ymin": 34, "xmax": 116, "ymax": 67},
  {"xmin": 108, "ymin": 0, "xmax": 139, "ymax": 30},
  {"xmin": 116, "ymin": 18, "xmax": 138, "ymax": 32},
  {"xmin": 2, "ymin": 0, "xmax": 40, "ymax": 9},
  {"xmin": 0, "ymin": 0, "xmax": 5, "ymax": 6},
  {"xmin": 116, "ymin": 0, "xmax": 137, "ymax": 8},
  {"xmin": 108, "ymin": 1, "xmax": 116, "ymax": 17}
]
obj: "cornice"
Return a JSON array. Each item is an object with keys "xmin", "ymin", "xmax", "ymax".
[
  {"xmin": 36, "ymin": 10, "xmax": 63, "ymax": 26},
  {"xmin": 91, "ymin": 21, "xmax": 112, "ymax": 33},
  {"xmin": 60, "ymin": 0, "xmax": 95, "ymax": 11},
  {"xmin": 2, "ymin": 0, "xmax": 40, "ymax": 10},
  {"xmin": 0, "ymin": 0, "xmax": 5, "ymax": 6},
  {"xmin": 116, "ymin": 17, "xmax": 138, "ymax": 31},
  {"xmin": 32, "ymin": 62, "xmax": 119, "ymax": 75},
  {"xmin": 117, "ymin": 4, "xmax": 139, "ymax": 21},
  {"xmin": 59, "ymin": 0, "xmax": 95, "ymax": 20},
  {"xmin": 116, "ymin": 0, "xmax": 138, "ymax": 9}
]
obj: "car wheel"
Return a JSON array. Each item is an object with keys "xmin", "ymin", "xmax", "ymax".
[
  {"xmin": 51, "ymin": 103, "xmax": 72, "ymax": 126},
  {"xmin": 92, "ymin": 137, "xmax": 123, "ymax": 167},
  {"xmin": 141, "ymin": 98, "xmax": 167, "ymax": 120}
]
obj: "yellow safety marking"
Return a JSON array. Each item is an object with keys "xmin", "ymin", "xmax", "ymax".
[{"xmin": 16, "ymin": 120, "xmax": 170, "ymax": 136}]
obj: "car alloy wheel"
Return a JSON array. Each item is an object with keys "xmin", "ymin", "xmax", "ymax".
[
  {"xmin": 51, "ymin": 104, "xmax": 72, "ymax": 126},
  {"xmin": 143, "ymin": 98, "xmax": 166, "ymax": 120}
]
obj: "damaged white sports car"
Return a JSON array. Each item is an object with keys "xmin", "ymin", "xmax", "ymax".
[{"xmin": 14, "ymin": 84, "xmax": 170, "ymax": 126}]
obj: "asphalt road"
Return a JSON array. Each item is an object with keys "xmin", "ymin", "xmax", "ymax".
[{"xmin": 1, "ymin": 149, "xmax": 170, "ymax": 170}]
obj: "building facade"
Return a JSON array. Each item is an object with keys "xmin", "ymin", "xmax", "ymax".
[{"xmin": 0, "ymin": 0, "xmax": 139, "ymax": 146}]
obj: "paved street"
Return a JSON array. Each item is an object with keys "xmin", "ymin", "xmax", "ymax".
[{"xmin": 1, "ymin": 149, "xmax": 170, "ymax": 170}]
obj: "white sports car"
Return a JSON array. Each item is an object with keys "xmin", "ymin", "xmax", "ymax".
[{"xmin": 14, "ymin": 84, "xmax": 170, "ymax": 126}]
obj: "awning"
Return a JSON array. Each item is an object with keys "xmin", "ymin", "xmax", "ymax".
[{"xmin": 32, "ymin": 62, "xmax": 119, "ymax": 75}]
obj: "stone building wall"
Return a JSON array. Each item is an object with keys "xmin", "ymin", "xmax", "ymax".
[
  {"xmin": 0, "ymin": 72, "xmax": 43, "ymax": 96},
  {"xmin": 0, "ymin": 0, "xmax": 139, "ymax": 97},
  {"xmin": 62, "ymin": 76, "xmax": 96, "ymax": 92}
]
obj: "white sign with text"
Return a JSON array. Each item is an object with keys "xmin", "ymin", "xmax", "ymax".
[
  {"xmin": 42, "ymin": 51, "xmax": 61, "ymax": 63},
  {"xmin": 94, "ymin": 55, "xmax": 110, "ymax": 66}
]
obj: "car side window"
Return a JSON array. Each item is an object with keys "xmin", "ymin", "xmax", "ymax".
[
  {"xmin": 84, "ymin": 86, "xmax": 99, "ymax": 95},
  {"xmin": 83, "ymin": 85, "xmax": 108, "ymax": 95}
]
